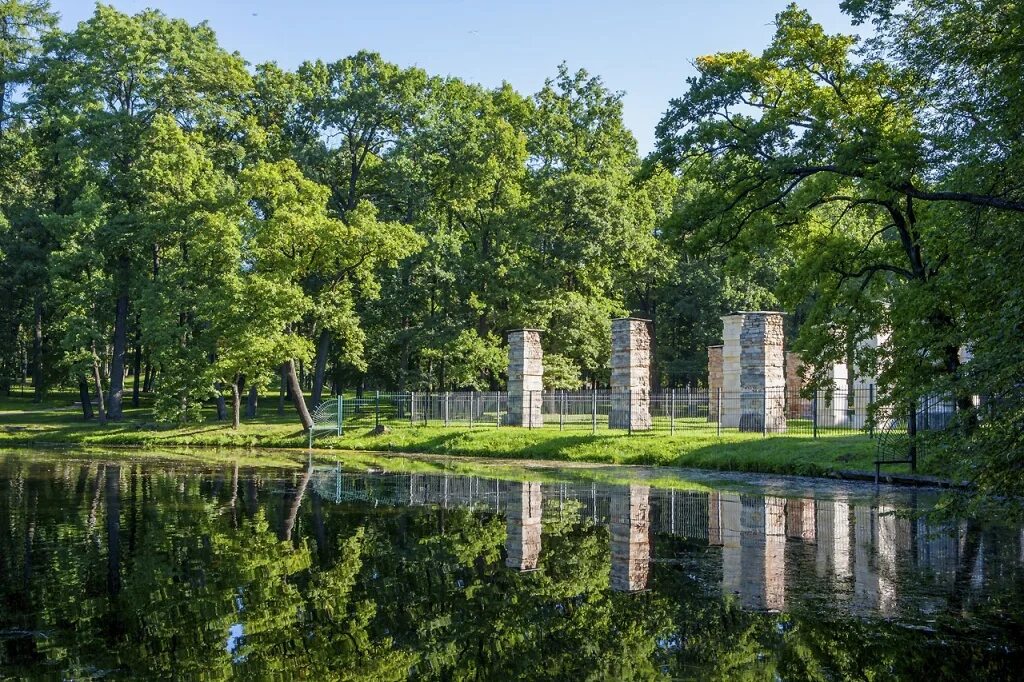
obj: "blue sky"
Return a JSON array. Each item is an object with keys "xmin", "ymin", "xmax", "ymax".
[{"xmin": 55, "ymin": 1, "xmax": 861, "ymax": 154}]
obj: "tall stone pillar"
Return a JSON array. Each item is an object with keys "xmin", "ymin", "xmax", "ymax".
[
  {"xmin": 720, "ymin": 312, "xmax": 787, "ymax": 432},
  {"xmin": 609, "ymin": 318, "xmax": 652, "ymax": 431},
  {"xmin": 506, "ymin": 329, "xmax": 543, "ymax": 427},
  {"xmin": 505, "ymin": 481, "xmax": 542, "ymax": 571},
  {"xmin": 707, "ymin": 345, "xmax": 723, "ymax": 422},
  {"xmin": 610, "ymin": 484, "xmax": 651, "ymax": 592},
  {"xmin": 785, "ymin": 351, "xmax": 808, "ymax": 419},
  {"xmin": 815, "ymin": 363, "xmax": 850, "ymax": 427}
]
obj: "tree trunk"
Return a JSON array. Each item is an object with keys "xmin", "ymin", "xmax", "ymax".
[
  {"xmin": 231, "ymin": 378, "xmax": 241, "ymax": 430},
  {"xmin": 277, "ymin": 362, "xmax": 287, "ymax": 416},
  {"xmin": 247, "ymin": 385, "xmax": 258, "ymax": 418},
  {"xmin": 32, "ymin": 297, "xmax": 43, "ymax": 403},
  {"xmin": 131, "ymin": 328, "xmax": 141, "ymax": 408},
  {"xmin": 286, "ymin": 359, "xmax": 313, "ymax": 430},
  {"xmin": 143, "ymin": 361, "xmax": 153, "ymax": 393},
  {"xmin": 91, "ymin": 345, "xmax": 107, "ymax": 424},
  {"xmin": 107, "ymin": 293, "xmax": 129, "ymax": 420},
  {"xmin": 78, "ymin": 376, "xmax": 94, "ymax": 420},
  {"xmin": 215, "ymin": 382, "xmax": 227, "ymax": 421},
  {"xmin": 311, "ymin": 328, "xmax": 330, "ymax": 408}
]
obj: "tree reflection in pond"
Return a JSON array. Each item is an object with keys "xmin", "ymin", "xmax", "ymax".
[{"xmin": 1, "ymin": 453, "xmax": 1022, "ymax": 680}]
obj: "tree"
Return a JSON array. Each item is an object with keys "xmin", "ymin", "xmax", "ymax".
[{"xmin": 30, "ymin": 4, "xmax": 251, "ymax": 418}]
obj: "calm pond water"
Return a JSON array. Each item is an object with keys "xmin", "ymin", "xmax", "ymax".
[{"xmin": 1, "ymin": 449, "xmax": 1022, "ymax": 680}]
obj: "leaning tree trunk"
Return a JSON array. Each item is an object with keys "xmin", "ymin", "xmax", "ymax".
[
  {"xmin": 286, "ymin": 359, "xmax": 313, "ymax": 430},
  {"xmin": 310, "ymin": 329, "xmax": 330, "ymax": 408},
  {"xmin": 91, "ymin": 345, "xmax": 107, "ymax": 424},
  {"xmin": 107, "ymin": 293, "xmax": 129, "ymax": 420},
  {"xmin": 78, "ymin": 376, "xmax": 94, "ymax": 420}
]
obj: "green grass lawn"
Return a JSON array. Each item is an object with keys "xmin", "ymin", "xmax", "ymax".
[{"xmin": 0, "ymin": 390, "xmax": 927, "ymax": 479}]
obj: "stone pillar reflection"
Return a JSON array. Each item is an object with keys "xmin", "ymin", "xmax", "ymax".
[
  {"xmin": 720, "ymin": 492, "xmax": 742, "ymax": 598},
  {"xmin": 505, "ymin": 481, "xmax": 542, "ymax": 571},
  {"xmin": 764, "ymin": 496, "xmax": 787, "ymax": 611},
  {"xmin": 786, "ymin": 498, "xmax": 817, "ymax": 543},
  {"xmin": 506, "ymin": 329, "xmax": 543, "ymax": 427},
  {"xmin": 815, "ymin": 498, "xmax": 851, "ymax": 582},
  {"xmin": 853, "ymin": 503, "xmax": 879, "ymax": 613},
  {"xmin": 740, "ymin": 496, "xmax": 766, "ymax": 609},
  {"xmin": 610, "ymin": 485, "xmax": 651, "ymax": 592}
]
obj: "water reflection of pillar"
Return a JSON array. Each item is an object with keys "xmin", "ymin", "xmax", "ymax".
[
  {"xmin": 719, "ymin": 492, "xmax": 742, "ymax": 599},
  {"xmin": 785, "ymin": 498, "xmax": 816, "ymax": 542},
  {"xmin": 853, "ymin": 504, "xmax": 879, "ymax": 613},
  {"xmin": 815, "ymin": 498, "xmax": 852, "ymax": 582},
  {"xmin": 740, "ymin": 496, "xmax": 766, "ymax": 609},
  {"xmin": 505, "ymin": 482, "xmax": 542, "ymax": 571},
  {"xmin": 610, "ymin": 485, "xmax": 651, "ymax": 592},
  {"xmin": 876, "ymin": 505, "xmax": 901, "ymax": 614},
  {"xmin": 708, "ymin": 492, "xmax": 722, "ymax": 546},
  {"xmin": 764, "ymin": 496, "xmax": 787, "ymax": 610}
]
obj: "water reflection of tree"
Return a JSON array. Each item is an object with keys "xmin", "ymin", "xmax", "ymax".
[{"xmin": 2, "ymin": 457, "xmax": 1024, "ymax": 680}]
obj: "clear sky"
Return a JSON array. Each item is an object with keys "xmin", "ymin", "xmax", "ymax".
[{"xmin": 54, "ymin": 0, "xmax": 862, "ymax": 155}]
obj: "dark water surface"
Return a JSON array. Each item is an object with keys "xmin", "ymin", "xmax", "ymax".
[{"xmin": 1, "ymin": 449, "xmax": 1022, "ymax": 680}]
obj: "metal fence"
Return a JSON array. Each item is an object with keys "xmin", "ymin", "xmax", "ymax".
[{"xmin": 309, "ymin": 387, "xmax": 917, "ymax": 443}]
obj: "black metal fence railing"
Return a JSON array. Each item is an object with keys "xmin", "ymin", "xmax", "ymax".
[{"xmin": 309, "ymin": 387, "xmax": 929, "ymax": 444}]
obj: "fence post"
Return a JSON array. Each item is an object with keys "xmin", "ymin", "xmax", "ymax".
[
  {"xmin": 444, "ymin": 391, "xmax": 450, "ymax": 427},
  {"xmin": 496, "ymin": 391, "xmax": 501, "ymax": 427},
  {"xmin": 592, "ymin": 387, "xmax": 597, "ymax": 435},
  {"xmin": 868, "ymin": 384, "xmax": 875, "ymax": 438},
  {"xmin": 762, "ymin": 390, "xmax": 768, "ymax": 437},
  {"xmin": 410, "ymin": 391, "xmax": 415, "ymax": 426},
  {"xmin": 375, "ymin": 390, "xmax": 380, "ymax": 430},
  {"xmin": 469, "ymin": 391, "xmax": 474, "ymax": 429},
  {"xmin": 337, "ymin": 394, "xmax": 343, "ymax": 436},
  {"xmin": 812, "ymin": 390, "xmax": 818, "ymax": 439},
  {"xmin": 717, "ymin": 388, "xmax": 722, "ymax": 437},
  {"xmin": 670, "ymin": 388, "xmax": 676, "ymax": 435},
  {"xmin": 559, "ymin": 390, "xmax": 564, "ymax": 431}
]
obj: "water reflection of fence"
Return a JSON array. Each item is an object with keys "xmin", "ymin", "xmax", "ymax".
[
  {"xmin": 309, "ymin": 468, "xmax": 980, "ymax": 608},
  {"xmin": 310, "ymin": 388, "xmax": 908, "ymax": 442}
]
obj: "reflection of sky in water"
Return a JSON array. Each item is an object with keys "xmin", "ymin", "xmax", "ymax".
[{"xmin": 225, "ymin": 623, "xmax": 243, "ymax": 655}]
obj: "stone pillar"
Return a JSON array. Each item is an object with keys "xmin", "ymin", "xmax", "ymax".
[
  {"xmin": 784, "ymin": 351, "xmax": 808, "ymax": 419},
  {"xmin": 707, "ymin": 345, "xmax": 723, "ymax": 422},
  {"xmin": 610, "ymin": 484, "xmax": 651, "ymax": 592},
  {"xmin": 815, "ymin": 363, "xmax": 850, "ymax": 428},
  {"xmin": 720, "ymin": 312, "xmax": 787, "ymax": 432},
  {"xmin": 609, "ymin": 318, "xmax": 652, "ymax": 431},
  {"xmin": 505, "ymin": 481, "xmax": 542, "ymax": 571},
  {"xmin": 506, "ymin": 329, "xmax": 543, "ymax": 427}
]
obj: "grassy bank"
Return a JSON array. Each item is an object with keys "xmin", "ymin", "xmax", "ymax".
[{"xmin": 0, "ymin": 391, "xmax": 910, "ymax": 478}]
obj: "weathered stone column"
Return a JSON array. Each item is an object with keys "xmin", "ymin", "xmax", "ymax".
[
  {"xmin": 720, "ymin": 312, "xmax": 787, "ymax": 432},
  {"xmin": 784, "ymin": 351, "xmax": 807, "ymax": 419},
  {"xmin": 505, "ymin": 481, "xmax": 542, "ymax": 571},
  {"xmin": 609, "ymin": 318, "xmax": 652, "ymax": 431},
  {"xmin": 707, "ymin": 345, "xmax": 723, "ymax": 422},
  {"xmin": 610, "ymin": 484, "xmax": 651, "ymax": 592},
  {"xmin": 506, "ymin": 329, "xmax": 543, "ymax": 427},
  {"xmin": 814, "ymin": 362, "xmax": 850, "ymax": 427}
]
